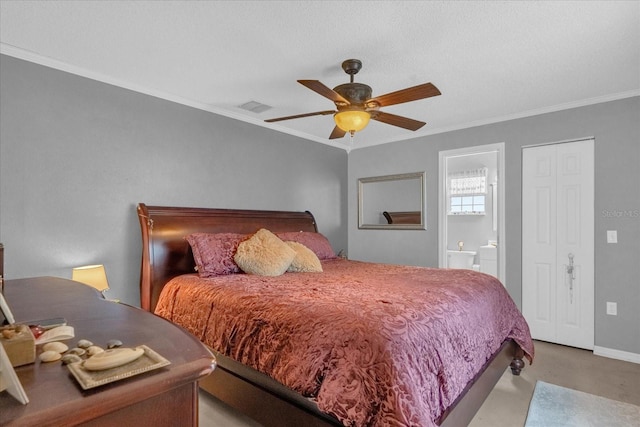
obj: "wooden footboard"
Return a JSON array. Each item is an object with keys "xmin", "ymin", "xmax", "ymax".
[
  {"xmin": 438, "ymin": 339, "xmax": 521, "ymax": 426},
  {"xmin": 200, "ymin": 349, "xmax": 342, "ymax": 426},
  {"xmin": 199, "ymin": 340, "xmax": 523, "ymax": 427}
]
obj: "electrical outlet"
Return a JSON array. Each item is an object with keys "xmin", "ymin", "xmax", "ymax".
[
  {"xmin": 607, "ymin": 230, "xmax": 618, "ymax": 243},
  {"xmin": 606, "ymin": 302, "xmax": 617, "ymax": 316}
]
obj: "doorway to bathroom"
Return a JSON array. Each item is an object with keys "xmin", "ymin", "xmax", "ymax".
[{"xmin": 438, "ymin": 143, "xmax": 505, "ymax": 283}]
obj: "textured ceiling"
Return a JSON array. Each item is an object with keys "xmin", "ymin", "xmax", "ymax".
[{"xmin": 1, "ymin": 1, "xmax": 638, "ymax": 150}]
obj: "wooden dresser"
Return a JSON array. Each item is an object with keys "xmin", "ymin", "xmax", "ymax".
[{"xmin": 0, "ymin": 277, "xmax": 215, "ymax": 426}]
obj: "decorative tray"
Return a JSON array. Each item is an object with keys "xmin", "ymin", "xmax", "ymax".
[{"xmin": 67, "ymin": 345, "xmax": 171, "ymax": 390}]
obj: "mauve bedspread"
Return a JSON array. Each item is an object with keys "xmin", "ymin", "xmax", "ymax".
[{"xmin": 155, "ymin": 259, "xmax": 534, "ymax": 426}]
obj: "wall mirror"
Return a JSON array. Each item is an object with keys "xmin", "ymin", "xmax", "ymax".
[{"xmin": 358, "ymin": 172, "xmax": 426, "ymax": 230}]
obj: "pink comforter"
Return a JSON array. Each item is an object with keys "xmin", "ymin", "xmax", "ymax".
[{"xmin": 155, "ymin": 259, "xmax": 534, "ymax": 426}]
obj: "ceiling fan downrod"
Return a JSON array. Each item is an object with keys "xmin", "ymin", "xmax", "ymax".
[{"xmin": 341, "ymin": 59, "xmax": 362, "ymax": 83}]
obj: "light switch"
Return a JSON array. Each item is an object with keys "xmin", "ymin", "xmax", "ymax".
[
  {"xmin": 607, "ymin": 230, "xmax": 618, "ymax": 243},
  {"xmin": 606, "ymin": 302, "xmax": 617, "ymax": 316}
]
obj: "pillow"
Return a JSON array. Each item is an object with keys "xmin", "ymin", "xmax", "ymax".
[
  {"xmin": 286, "ymin": 241, "xmax": 323, "ymax": 273},
  {"xmin": 276, "ymin": 231, "xmax": 336, "ymax": 260},
  {"xmin": 185, "ymin": 233, "xmax": 245, "ymax": 277},
  {"xmin": 234, "ymin": 229, "xmax": 296, "ymax": 276}
]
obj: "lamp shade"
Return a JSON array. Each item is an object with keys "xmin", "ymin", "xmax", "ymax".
[
  {"xmin": 334, "ymin": 110, "xmax": 371, "ymax": 133},
  {"xmin": 72, "ymin": 264, "xmax": 109, "ymax": 292}
]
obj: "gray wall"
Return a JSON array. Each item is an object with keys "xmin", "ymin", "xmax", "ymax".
[
  {"xmin": 2, "ymin": 53, "xmax": 638, "ymax": 356},
  {"xmin": 0, "ymin": 55, "xmax": 348, "ymax": 306},
  {"xmin": 349, "ymin": 97, "xmax": 640, "ymax": 355}
]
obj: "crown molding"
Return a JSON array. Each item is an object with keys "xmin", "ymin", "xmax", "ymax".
[
  {"xmin": 364, "ymin": 89, "xmax": 640, "ymax": 150},
  {"xmin": 0, "ymin": 43, "xmax": 345, "ymax": 150},
  {"xmin": 2, "ymin": 43, "xmax": 638, "ymax": 153}
]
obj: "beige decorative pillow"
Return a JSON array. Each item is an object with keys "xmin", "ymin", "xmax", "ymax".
[
  {"xmin": 234, "ymin": 229, "xmax": 296, "ymax": 276},
  {"xmin": 286, "ymin": 241, "xmax": 323, "ymax": 273}
]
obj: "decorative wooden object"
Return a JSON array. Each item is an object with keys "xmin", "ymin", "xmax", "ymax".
[{"xmin": 0, "ymin": 324, "xmax": 36, "ymax": 367}]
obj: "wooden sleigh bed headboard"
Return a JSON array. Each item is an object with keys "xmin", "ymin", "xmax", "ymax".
[{"xmin": 136, "ymin": 203, "xmax": 318, "ymax": 312}]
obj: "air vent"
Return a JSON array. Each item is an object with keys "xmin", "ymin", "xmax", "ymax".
[{"xmin": 239, "ymin": 101, "xmax": 272, "ymax": 114}]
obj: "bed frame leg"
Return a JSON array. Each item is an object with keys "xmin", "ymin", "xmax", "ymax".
[{"xmin": 510, "ymin": 346, "xmax": 525, "ymax": 376}]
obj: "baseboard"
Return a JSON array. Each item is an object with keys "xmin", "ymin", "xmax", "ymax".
[{"xmin": 593, "ymin": 346, "xmax": 640, "ymax": 364}]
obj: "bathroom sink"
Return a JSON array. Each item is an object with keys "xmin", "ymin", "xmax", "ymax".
[{"xmin": 479, "ymin": 245, "xmax": 497, "ymax": 260}]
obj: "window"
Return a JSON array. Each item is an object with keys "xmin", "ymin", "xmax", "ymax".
[
  {"xmin": 448, "ymin": 168, "xmax": 487, "ymax": 215},
  {"xmin": 450, "ymin": 195, "xmax": 485, "ymax": 214}
]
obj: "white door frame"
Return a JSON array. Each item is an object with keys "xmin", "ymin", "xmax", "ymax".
[{"xmin": 438, "ymin": 142, "xmax": 506, "ymax": 283}]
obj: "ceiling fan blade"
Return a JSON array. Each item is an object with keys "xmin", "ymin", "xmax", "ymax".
[
  {"xmin": 265, "ymin": 110, "xmax": 335, "ymax": 123},
  {"xmin": 368, "ymin": 83, "xmax": 441, "ymax": 108},
  {"xmin": 298, "ymin": 80, "xmax": 350, "ymax": 105},
  {"xmin": 329, "ymin": 126, "xmax": 347, "ymax": 139},
  {"xmin": 371, "ymin": 111, "xmax": 426, "ymax": 131}
]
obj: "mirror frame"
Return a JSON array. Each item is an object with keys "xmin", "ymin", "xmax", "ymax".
[{"xmin": 358, "ymin": 171, "xmax": 426, "ymax": 230}]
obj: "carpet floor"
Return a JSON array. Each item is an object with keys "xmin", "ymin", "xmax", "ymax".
[{"xmin": 524, "ymin": 381, "xmax": 640, "ymax": 427}]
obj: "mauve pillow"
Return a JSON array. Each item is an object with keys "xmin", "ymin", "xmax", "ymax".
[
  {"xmin": 234, "ymin": 229, "xmax": 296, "ymax": 276},
  {"xmin": 185, "ymin": 233, "xmax": 245, "ymax": 277},
  {"xmin": 276, "ymin": 231, "xmax": 336, "ymax": 260},
  {"xmin": 286, "ymin": 241, "xmax": 323, "ymax": 273}
]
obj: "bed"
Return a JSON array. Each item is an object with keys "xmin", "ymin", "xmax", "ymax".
[{"xmin": 137, "ymin": 203, "xmax": 533, "ymax": 427}]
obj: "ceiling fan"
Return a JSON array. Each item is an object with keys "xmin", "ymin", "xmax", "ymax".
[{"xmin": 265, "ymin": 59, "xmax": 441, "ymax": 140}]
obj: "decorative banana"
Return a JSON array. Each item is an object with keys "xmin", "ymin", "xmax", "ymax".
[{"xmin": 83, "ymin": 347, "xmax": 145, "ymax": 371}]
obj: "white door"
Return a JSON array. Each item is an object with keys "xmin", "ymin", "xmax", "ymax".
[{"xmin": 522, "ymin": 139, "xmax": 594, "ymax": 350}]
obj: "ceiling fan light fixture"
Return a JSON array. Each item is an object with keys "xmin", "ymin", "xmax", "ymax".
[
  {"xmin": 265, "ymin": 59, "xmax": 440, "ymax": 141},
  {"xmin": 334, "ymin": 110, "xmax": 370, "ymax": 133}
]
